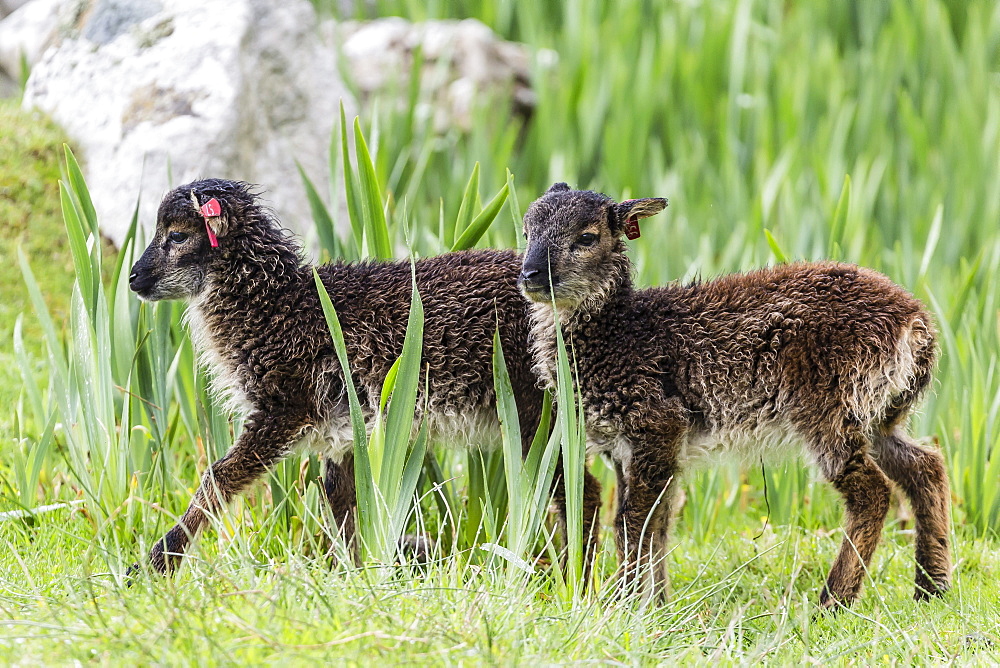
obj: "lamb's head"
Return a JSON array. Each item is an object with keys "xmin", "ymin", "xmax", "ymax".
[
  {"xmin": 519, "ymin": 182, "xmax": 667, "ymax": 310},
  {"xmin": 129, "ymin": 179, "xmax": 260, "ymax": 301}
]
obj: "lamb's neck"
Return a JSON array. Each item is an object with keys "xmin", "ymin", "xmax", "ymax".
[
  {"xmin": 526, "ymin": 251, "xmax": 633, "ymax": 389},
  {"xmin": 564, "ymin": 250, "xmax": 634, "ymax": 329},
  {"xmin": 192, "ymin": 234, "xmax": 306, "ymax": 349},
  {"xmin": 206, "ymin": 230, "xmax": 304, "ymax": 308}
]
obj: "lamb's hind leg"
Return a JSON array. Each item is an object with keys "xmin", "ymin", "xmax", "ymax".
[
  {"xmin": 323, "ymin": 454, "xmax": 357, "ymax": 561},
  {"xmin": 872, "ymin": 427, "xmax": 950, "ymax": 599},
  {"xmin": 523, "ymin": 403, "xmax": 603, "ymax": 584},
  {"xmin": 815, "ymin": 435, "xmax": 892, "ymax": 609}
]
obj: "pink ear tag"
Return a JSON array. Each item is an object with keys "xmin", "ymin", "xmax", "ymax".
[
  {"xmin": 624, "ymin": 216, "xmax": 641, "ymax": 240},
  {"xmin": 200, "ymin": 198, "xmax": 222, "ymax": 248}
]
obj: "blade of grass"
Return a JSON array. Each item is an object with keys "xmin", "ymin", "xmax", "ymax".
[
  {"xmin": 451, "ymin": 181, "xmax": 510, "ymax": 252},
  {"xmin": 340, "ymin": 103, "xmax": 365, "ymax": 256},
  {"xmin": 298, "ymin": 161, "xmax": 345, "ymax": 261},
  {"xmin": 313, "ymin": 267, "xmax": 375, "ymax": 554},
  {"xmin": 353, "ymin": 117, "xmax": 393, "ymax": 260},
  {"xmin": 451, "ymin": 162, "xmax": 480, "ymax": 248}
]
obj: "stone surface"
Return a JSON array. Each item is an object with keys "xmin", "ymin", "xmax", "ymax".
[
  {"xmin": 0, "ymin": 0, "xmax": 66, "ymax": 81},
  {"xmin": 20, "ymin": 0, "xmax": 354, "ymax": 246},
  {"xmin": 0, "ymin": 0, "xmax": 31, "ymax": 19},
  {"xmin": 0, "ymin": 69, "xmax": 15, "ymax": 97},
  {"xmin": 10, "ymin": 1, "xmax": 542, "ymax": 245},
  {"xmin": 333, "ymin": 17, "xmax": 540, "ymax": 132}
]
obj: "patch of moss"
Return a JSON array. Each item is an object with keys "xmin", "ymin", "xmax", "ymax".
[{"xmin": 0, "ymin": 99, "xmax": 74, "ymax": 436}]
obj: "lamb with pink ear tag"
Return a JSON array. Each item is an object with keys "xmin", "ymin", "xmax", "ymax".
[{"xmin": 126, "ymin": 177, "xmax": 605, "ymax": 582}]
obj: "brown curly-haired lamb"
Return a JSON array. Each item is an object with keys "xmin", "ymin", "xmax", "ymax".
[
  {"xmin": 518, "ymin": 183, "xmax": 950, "ymax": 609},
  {"xmin": 128, "ymin": 178, "xmax": 602, "ymax": 574}
]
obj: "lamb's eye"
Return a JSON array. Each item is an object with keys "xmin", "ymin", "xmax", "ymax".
[
  {"xmin": 168, "ymin": 231, "xmax": 188, "ymax": 243},
  {"xmin": 577, "ymin": 233, "xmax": 598, "ymax": 246},
  {"xmin": 523, "ymin": 231, "xmax": 528, "ymax": 240}
]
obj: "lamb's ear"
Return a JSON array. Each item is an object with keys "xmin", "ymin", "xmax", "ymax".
[
  {"xmin": 546, "ymin": 182, "xmax": 571, "ymax": 195},
  {"xmin": 190, "ymin": 190, "xmax": 230, "ymax": 246},
  {"xmin": 612, "ymin": 197, "xmax": 668, "ymax": 239}
]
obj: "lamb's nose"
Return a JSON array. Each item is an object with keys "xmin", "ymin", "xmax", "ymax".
[
  {"xmin": 519, "ymin": 268, "xmax": 540, "ymax": 282},
  {"xmin": 128, "ymin": 271, "xmax": 154, "ymax": 293}
]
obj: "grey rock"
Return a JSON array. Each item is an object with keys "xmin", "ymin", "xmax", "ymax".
[
  {"xmin": 0, "ymin": 66, "xmax": 16, "ymax": 97},
  {"xmin": 0, "ymin": 0, "xmax": 72, "ymax": 80},
  {"xmin": 0, "ymin": 0, "xmax": 31, "ymax": 19},
  {"xmin": 82, "ymin": 0, "xmax": 160, "ymax": 44},
  {"xmin": 21, "ymin": 0, "xmax": 355, "ymax": 246},
  {"xmin": 332, "ymin": 17, "xmax": 546, "ymax": 132},
  {"xmin": 10, "ymin": 2, "xmax": 544, "ymax": 246}
]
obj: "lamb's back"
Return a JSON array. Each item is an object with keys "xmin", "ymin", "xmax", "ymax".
[
  {"xmin": 315, "ymin": 249, "xmax": 532, "ymax": 411},
  {"xmin": 642, "ymin": 262, "xmax": 933, "ymax": 433}
]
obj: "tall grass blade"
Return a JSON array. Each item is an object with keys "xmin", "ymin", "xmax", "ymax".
[
  {"xmin": 828, "ymin": 174, "xmax": 851, "ymax": 258},
  {"xmin": 60, "ymin": 181, "xmax": 95, "ymax": 317},
  {"xmin": 451, "ymin": 181, "xmax": 510, "ymax": 252},
  {"xmin": 492, "ymin": 330, "xmax": 523, "ymax": 547},
  {"xmin": 764, "ymin": 229, "xmax": 790, "ymax": 264},
  {"xmin": 297, "ymin": 161, "xmax": 345, "ymax": 261},
  {"xmin": 353, "ymin": 117, "xmax": 393, "ymax": 260},
  {"xmin": 312, "ymin": 268, "xmax": 375, "ymax": 552},
  {"xmin": 553, "ymin": 310, "xmax": 586, "ymax": 595},
  {"xmin": 64, "ymin": 145, "xmax": 98, "ymax": 238},
  {"xmin": 451, "ymin": 162, "xmax": 480, "ymax": 248},
  {"xmin": 378, "ymin": 270, "xmax": 423, "ymax": 497},
  {"xmin": 340, "ymin": 103, "xmax": 365, "ymax": 256}
]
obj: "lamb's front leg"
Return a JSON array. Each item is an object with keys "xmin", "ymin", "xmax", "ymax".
[
  {"xmin": 144, "ymin": 410, "xmax": 311, "ymax": 574},
  {"xmin": 613, "ymin": 404, "xmax": 687, "ymax": 599}
]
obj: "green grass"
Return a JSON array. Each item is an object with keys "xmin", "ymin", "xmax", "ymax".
[
  {"xmin": 3, "ymin": 0, "xmax": 1000, "ymax": 663},
  {"xmin": 1, "ymin": 514, "xmax": 998, "ymax": 663},
  {"xmin": 0, "ymin": 100, "xmax": 73, "ymax": 437}
]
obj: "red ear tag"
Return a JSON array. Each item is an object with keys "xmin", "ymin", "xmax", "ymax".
[
  {"xmin": 624, "ymin": 215, "xmax": 641, "ymax": 240},
  {"xmin": 200, "ymin": 198, "xmax": 222, "ymax": 248},
  {"xmin": 204, "ymin": 223, "xmax": 219, "ymax": 248},
  {"xmin": 200, "ymin": 198, "xmax": 221, "ymax": 217}
]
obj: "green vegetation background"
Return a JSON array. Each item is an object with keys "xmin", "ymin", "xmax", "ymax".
[{"xmin": 1, "ymin": 0, "xmax": 999, "ymax": 663}]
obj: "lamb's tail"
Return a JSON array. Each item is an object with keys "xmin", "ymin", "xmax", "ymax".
[
  {"xmin": 845, "ymin": 312, "xmax": 936, "ymax": 430},
  {"xmin": 876, "ymin": 313, "xmax": 937, "ymax": 429}
]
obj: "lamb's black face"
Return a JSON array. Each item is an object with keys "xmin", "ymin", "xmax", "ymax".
[
  {"xmin": 519, "ymin": 184, "xmax": 617, "ymax": 308},
  {"xmin": 129, "ymin": 179, "xmax": 253, "ymax": 301},
  {"xmin": 519, "ymin": 183, "xmax": 667, "ymax": 309}
]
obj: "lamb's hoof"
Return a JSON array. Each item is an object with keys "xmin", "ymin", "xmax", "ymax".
[
  {"xmin": 398, "ymin": 534, "xmax": 434, "ymax": 564},
  {"xmin": 325, "ymin": 544, "xmax": 357, "ymax": 569},
  {"xmin": 816, "ymin": 586, "xmax": 851, "ymax": 616},
  {"xmin": 124, "ymin": 562, "xmax": 143, "ymax": 588},
  {"xmin": 963, "ymin": 632, "xmax": 995, "ymax": 651},
  {"xmin": 914, "ymin": 578, "xmax": 949, "ymax": 601}
]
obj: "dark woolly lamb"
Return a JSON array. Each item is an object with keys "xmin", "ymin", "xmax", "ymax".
[
  {"xmin": 127, "ymin": 178, "xmax": 601, "ymax": 574},
  {"xmin": 518, "ymin": 183, "xmax": 950, "ymax": 609}
]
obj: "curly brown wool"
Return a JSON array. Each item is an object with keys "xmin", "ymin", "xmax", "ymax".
[
  {"xmin": 519, "ymin": 183, "xmax": 951, "ymax": 609},
  {"xmin": 127, "ymin": 178, "xmax": 601, "ymax": 575}
]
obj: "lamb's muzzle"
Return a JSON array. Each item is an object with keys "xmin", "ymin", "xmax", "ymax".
[{"xmin": 521, "ymin": 183, "xmax": 951, "ymax": 609}]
